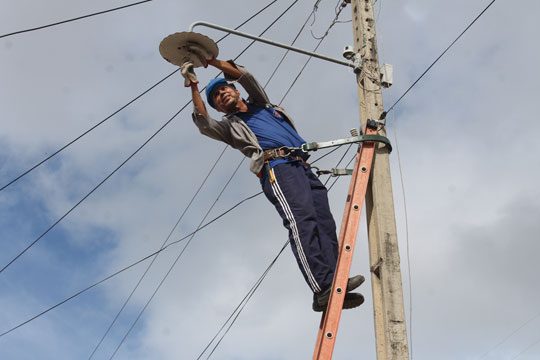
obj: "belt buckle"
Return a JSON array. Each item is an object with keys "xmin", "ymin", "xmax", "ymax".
[{"xmin": 278, "ymin": 146, "xmax": 291, "ymax": 157}]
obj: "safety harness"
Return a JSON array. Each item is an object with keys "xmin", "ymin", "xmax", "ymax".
[{"xmin": 258, "ymin": 124, "xmax": 392, "ymax": 183}]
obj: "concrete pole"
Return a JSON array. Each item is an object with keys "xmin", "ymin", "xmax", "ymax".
[{"xmin": 348, "ymin": 0, "xmax": 409, "ymax": 358}]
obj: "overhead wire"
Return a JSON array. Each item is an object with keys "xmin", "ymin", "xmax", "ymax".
[
  {"xmin": 0, "ymin": 191, "xmax": 263, "ymax": 339},
  {"xmin": 382, "ymin": 0, "xmax": 497, "ymax": 118},
  {"xmin": 477, "ymin": 311, "xmax": 540, "ymax": 359},
  {"xmin": 511, "ymin": 337, "xmax": 540, "ymax": 360},
  {"xmin": 108, "ymin": 158, "xmax": 247, "ymax": 360},
  {"xmin": 0, "ymin": 0, "xmax": 152, "ymax": 39},
  {"xmin": 278, "ymin": 0, "xmax": 348, "ymax": 105},
  {"xmin": 323, "ymin": 144, "xmax": 353, "ymax": 187},
  {"xmin": 263, "ymin": 0, "xmax": 321, "ymax": 88},
  {"xmin": 0, "ymin": 0, "xmax": 277, "ymax": 193},
  {"xmin": 0, "ymin": 0, "xmax": 280, "ymax": 275},
  {"xmin": 198, "ymin": 239, "xmax": 290, "ymax": 360},
  {"xmin": 0, "ymin": 101, "xmax": 189, "ymax": 275},
  {"xmin": 86, "ymin": 145, "xmax": 229, "ymax": 360},
  {"xmin": 0, "ymin": 69, "xmax": 179, "ymax": 193}
]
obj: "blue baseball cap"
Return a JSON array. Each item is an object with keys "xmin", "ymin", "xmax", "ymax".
[{"xmin": 206, "ymin": 78, "xmax": 236, "ymax": 108}]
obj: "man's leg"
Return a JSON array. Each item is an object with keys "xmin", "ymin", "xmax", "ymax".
[
  {"xmin": 305, "ymin": 168, "xmax": 339, "ymax": 265},
  {"xmin": 261, "ymin": 162, "xmax": 334, "ymax": 293}
]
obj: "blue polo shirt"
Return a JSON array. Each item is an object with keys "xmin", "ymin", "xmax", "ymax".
[{"xmin": 234, "ymin": 104, "xmax": 306, "ymax": 170}]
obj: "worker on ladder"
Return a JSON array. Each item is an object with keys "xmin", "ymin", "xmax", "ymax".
[{"xmin": 180, "ymin": 46, "xmax": 364, "ymax": 312}]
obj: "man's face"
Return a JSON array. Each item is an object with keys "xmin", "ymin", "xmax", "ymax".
[{"xmin": 213, "ymin": 85, "xmax": 242, "ymax": 114}]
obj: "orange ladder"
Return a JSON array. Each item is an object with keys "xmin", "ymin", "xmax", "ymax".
[{"xmin": 312, "ymin": 123, "xmax": 386, "ymax": 359}]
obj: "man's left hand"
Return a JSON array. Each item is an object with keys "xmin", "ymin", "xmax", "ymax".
[{"xmin": 181, "ymin": 62, "xmax": 198, "ymax": 87}]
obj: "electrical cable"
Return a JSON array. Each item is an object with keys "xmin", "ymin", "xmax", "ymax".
[
  {"xmin": 323, "ymin": 144, "xmax": 353, "ymax": 187},
  {"xmin": 477, "ymin": 311, "xmax": 540, "ymax": 359},
  {"xmin": 511, "ymin": 337, "xmax": 540, "ymax": 360},
  {"xmin": 0, "ymin": 0, "xmax": 277, "ymax": 193},
  {"xmin": 263, "ymin": 0, "xmax": 322, "ymax": 88},
  {"xmin": 199, "ymin": 239, "xmax": 290, "ymax": 360},
  {"xmin": 382, "ymin": 0, "xmax": 497, "ymax": 119},
  {"xmin": 0, "ymin": 101, "xmax": 191, "ymax": 275},
  {"xmin": 327, "ymin": 153, "xmax": 355, "ymax": 192},
  {"xmin": 0, "ymin": 69, "xmax": 179, "ymax": 193},
  {"xmin": 310, "ymin": 145, "xmax": 341, "ymax": 165},
  {"xmin": 108, "ymin": 158, "xmax": 246, "ymax": 360},
  {"xmin": 0, "ymin": 191, "xmax": 263, "ymax": 339},
  {"xmin": 278, "ymin": 1, "xmax": 348, "ymax": 105},
  {"xmin": 0, "ymin": 0, "xmax": 152, "ymax": 39},
  {"xmin": 0, "ymin": 0, "xmax": 281, "ymax": 275},
  {"xmin": 86, "ymin": 145, "xmax": 229, "ymax": 360}
]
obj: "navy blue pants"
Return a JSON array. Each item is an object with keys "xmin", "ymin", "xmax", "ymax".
[{"xmin": 261, "ymin": 161, "xmax": 338, "ymax": 293}]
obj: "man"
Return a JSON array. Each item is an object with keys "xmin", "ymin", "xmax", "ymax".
[{"xmin": 181, "ymin": 55, "xmax": 364, "ymax": 312}]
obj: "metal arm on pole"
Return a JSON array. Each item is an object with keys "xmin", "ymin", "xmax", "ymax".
[{"xmin": 189, "ymin": 21, "xmax": 356, "ymax": 70}]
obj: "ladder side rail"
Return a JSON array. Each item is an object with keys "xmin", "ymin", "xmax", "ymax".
[{"xmin": 313, "ymin": 127, "xmax": 378, "ymax": 359}]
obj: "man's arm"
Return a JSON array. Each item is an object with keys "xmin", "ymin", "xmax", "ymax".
[
  {"xmin": 190, "ymin": 82, "xmax": 208, "ymax": 119},
  {"xmin": 207, "ymin": 58, "xmax": 243, "ymax": 80}
]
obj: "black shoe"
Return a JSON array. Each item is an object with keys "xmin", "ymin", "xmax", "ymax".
[
  {"xmin": 312, "ymin": 275, "xmax": 366, "ymax": 312},
  {"xmin": 312, "ymin": 292, "xmax": 364, "ymax": 312},
  {"xmin": 346, "ymin": 274, "xmax": 365, "ymax": 292}
]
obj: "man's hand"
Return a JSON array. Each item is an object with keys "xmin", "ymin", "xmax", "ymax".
[
  {"xmin": 181, "ymin": 62, "xmax": 198, "ymax": 87},
  {"xmin": 188, "ymin": 44, "xmax": 214, "ymax": 68}
]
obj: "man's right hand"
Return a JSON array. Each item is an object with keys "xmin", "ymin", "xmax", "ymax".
[
  {"xmin": 181, "ymin": 62, "xmax": 198, "ymax": 87},
  {"xmin": 188, "ymin": 44, "xmax": 214, "ymax": 68}
]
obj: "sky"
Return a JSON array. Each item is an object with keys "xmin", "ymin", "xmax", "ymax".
[{"xmin": 1, "ymin": 0, "xmax": 540, "ymax": 359}]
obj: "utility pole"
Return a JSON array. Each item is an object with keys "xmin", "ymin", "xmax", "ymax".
[{"xmin": 349, "ymin": 0, "xmax": 410, "ymax": 358}]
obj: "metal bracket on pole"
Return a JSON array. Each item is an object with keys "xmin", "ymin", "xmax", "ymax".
[{"xmin": 189, "ymin": 21, "xmax": 357, "ymax": 70}]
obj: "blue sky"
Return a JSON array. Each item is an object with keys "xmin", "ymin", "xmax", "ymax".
[{"xmin": 1, "ymin": 0, "xmax": 540, "ymax": 359}]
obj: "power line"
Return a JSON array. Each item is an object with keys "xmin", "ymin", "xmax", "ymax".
[
  {"xmin": 87, "ymin": 145, "xmax": 229, "ymax": 360},
  {"xmin": 0, "ymin": 0, "xmax": 277, "ymax": 193},
  {"xmin": 0, "ymin": 102, "xmax": 189, "ymax": 275},
  {"xmin": 278, "ymin": 1, "xmax": 348, "ymax": 105},
  {"xmin": 108, "ymin": 158, "xmax": 246, "ymax": 360},
  {"xmin": 263, "ymin": 0, "xmax": 321, "ymax": 88},
  {"xmin": 0, "ymin": 0, "xmax": 153, "ymax": 39},
  {"xmin": 197, "ymin": 239, "xmax": 290, "ymax": 359},
  {"xmin": 0, "ymin": 69, "xmax": 179, "ymax": 192},
  {"xmin": 478, "ymin": 311, "xmax": 540, "ymax": 359},
  {"xmin": 0, "ymin": 191, "xmax": 263, "ymax": 338},
  {"xmin": 382, "ymin": 0, "xmax": 497, "ymax": 118},
  {"xmin": 511, "ymin": 337, "xmax": 540, "ymax": 360}
]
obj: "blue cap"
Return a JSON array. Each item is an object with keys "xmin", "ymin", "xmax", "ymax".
[{"xmin": 206, "ymin": 78, "xmax": 236, "ymax": 108}]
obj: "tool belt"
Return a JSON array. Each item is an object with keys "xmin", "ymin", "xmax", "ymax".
[{"xmin": 257, "ymin": 147, "xmax": 311, "ymax": 179}]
